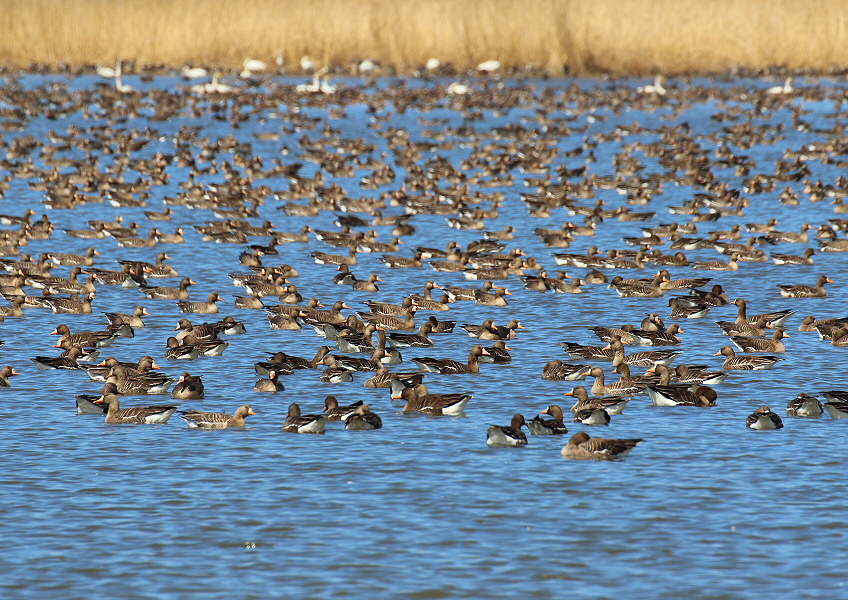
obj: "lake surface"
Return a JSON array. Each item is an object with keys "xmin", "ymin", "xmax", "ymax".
[{"xmin": 0, "ymin": 72, "xmax": 846, "ymax": 599}]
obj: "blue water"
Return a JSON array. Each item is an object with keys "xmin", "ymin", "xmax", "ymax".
[{"xmin": 0, "ymin": 73, "xmax": 846, "ymax": 599}]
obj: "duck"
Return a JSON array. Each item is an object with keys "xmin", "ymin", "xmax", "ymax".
[
  {"xmin": 343, "ymin": 404, "xmax": 383, "ymax": 430},
  {"xmin": 542, "ymin": 361, "xmax": 591, "ymax": 381},
  {"xmin": 94, "ymin": 394, "xmax": 177, "ymax": 424},
  {"xmin": 254, "ymin": 369, "xmax": 284, "ymax": 392},
  {"xmin": 746, "ymin": 405, "xmax": 784, "ymax": 430},
  {"xmin": 486, "ymin": 414, "xmax": 528, "ymax": 447},
  {"xmin": 180, "ymin": 405, "xmax": 255, "ymax": 428},
  {"xmin": 176, "ymin": 292, "xmax": 222, "ymax": 314},
  {"xmin": 560, "ymin": 432, "xmax": 643, "ymax": 460},
  {"xmin": 777, "ymin": 275, "xmax": 833, "ymax": 298},
  {"xmin": 170, "ymin": 372, "xmax": 205, "ymax": 399},
  {"xmin": 400, "ymin": 385, "xmax": 472, "ymax": 415},
  {"xmin": 527, "ymin": 405, "xmax": 568, "ymax": 435},
  {"xmin": 730, "ymin": 328, "xmax": 789, "ymax": 353},
  {"xmin": 714, "ymin": 346, "xmax": 783, "ymax": 370},
  {"xmin": 283, "ymin": 403, "xmax": 328, "ymax": 433},
  {"xmin": 411, "ymin": 344, "xmax": 488, "ymax": 374},
  {"xmin": 786, "ymin": 393, "xmax": 823, "ymax": 417}
]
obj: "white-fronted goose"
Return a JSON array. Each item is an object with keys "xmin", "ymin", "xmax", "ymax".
[
  {"xmin": 51, "ymin": 324, "xmax": 118, "ymax": 348},
  {"xmin": 94, "ymin": 394, "xmax": 177, "ymax": 424},
  {"xmin": 730, "ymin": 328, "xmax": 789, "ymax": 353},
  {"xmin": 76, "ymin": 382, "xmax": 119, "ymax": 415},
  {"xmin": 47, "ymin": 247, "xmax": 100, "ymax": 267},
  {"xmin": 164, "ymin": 337, "xmax": 200, "ymax": 360},
  {"xmin": 283, "ymin": 403, "xmax": 327, "ymax": 433},
  {"xmin": 560, "ymin": 341, "xmax": 615, "ymax": 361},
  {"xmin": 527, "ymin": 405, "xmax": 568, "ymax": 435},
  {"xmin": 141, "ymin": 276, "xmax": 196, "ymax": 300},
  {"xmin": 344, "ymin": 404, "xmax": 383, "ymax": 430},
  {"xmin": 589, "ymin": 367, "xmax": 644, "ymax": 396},
  {"xmin": 171, "ymin": 372, "xmax": 205, "ymax": 399},
  {"xmin": 746, "ymin": 405, "xmax": 784, "ymax": 430},
  {"xmin": 322, "ymin": 396, "xmax": 364, "ymax": 421},
  {"xmin": 106, "ymin": 306, "xmax": 149, "ymax": 328},
  {"xmin": 772, "ymin": 248, "xmax": 816, "ymax": 265},
  {"xmin": 714, "ymin": 346, "xmax": 783, "ymax": 370},
  {"xmin": 352, "ymin": 273, "xmax": 382, "ymax": 292},
  {"xmin": 608, "ymin": 340, "xmax": 680, "ymax": 368},
  {"xmin": 400, "ymin": 385, "xmax": 472, "ymax": 415},
  {"xmin": 41, "ymin": 292, "xmax": 94, "ymax": 314},
  {"xmin": 478, "ymin": 340, "xmax": 511, "ymax": 364},
  {"xmin": 777, "ymin": 275, "xmax": 833, "ymax": 298},
  {"xmin": 31, "ymin": 346, "xmax": 86, "ymax": 370},
  {"xmin": 486, "ymin": 414, "xmax": 528, "ymax": 447},
  {"xmin": 411, "ymin": 345, "xmax": 488, "ymax": 374},
  {"xmin": 542, "ymin": 361, "xmax": 591, "ymax": 381},
  {"xmin": 647, "ymin": 384, "xmax": 717, "ymax": 407},
  {"xmin": 387, "ymin": 321, "xmax": 435, "ymax": 348},
  {"xmin": 254, "ymin": 370, "xmax": 284, "ymax": 392},
  {"xmin": 786, "ymin": 393, "xmax": 823, "ymax": 417},
  {"xmin": 0, "ymin": 365, "xmax": 19, "ymax": 386},
  {"xmin": 731, "ymin": 298, "xmax": 794, "ymax": 328},
  {"xmin": 821, "ymin": 391, "xmax": 848, "ymax": 419},
  {"xmin": 561, "ymin": 432, "xmax": 643, "ymax": 460},
  {"xmin": 564, "ymin": 386, "xmax": 630, "ymax": 415},
  {"xmin": 176, "ymin": 292, "xmax": 222, "ymax": 314},
  {"xmin": 180, "ymin": 404, "xmax": 255, "ymax": 428}
]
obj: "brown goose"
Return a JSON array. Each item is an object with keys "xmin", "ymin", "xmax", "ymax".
[
  {"xmin": 386, "ymin": 321, "xmax": 435, "ymax": 348},
  {"xmin": 171, "ymin": 372, "xmax": 205, "ymax": 399},
  {"xmin": 282, "ymin": 403, "xmax": 327, "ymax": 433},
  {"xmin": 0, "ymin": 365, "xmax": 20, "ymax": 387},
  {"xmin": 47, "ymin": 247, "xmax": 100, "ymax": 267},
  {"xmin": 777, "ymin": 275, "xmax": 833, "ymax": 298},
  {"xmin": 772, "ymin": 248, "xmax": 816, "ymax": 265},
  {"xmin": 716, "ymin": 316, "xmax": 769, "ymax": 337},
  {"xmin": 730, "ymin": 328, "xmax": 789, "ymax": 353},
  {"xmin": 51, "ymin": 324, "xmax": 118, "ymax": 348},
  {"xmin": 527, "ymin": 405, "xmax": 568, "ymax": 435},
  {"xmin": 560, "ymin": 432, "xmax": 643, "ymax": 459},
  {"xmin": 486, "ymin": 414, "xmax": 528, "ymax": 447},
  {"xmin": 94, "ymin": 394, "xmax": 177, "ymax": 424},
  {"xmin": 176, "ymin": 292, "xmax": 222, "ymax": 314},
  {"xmin": 714, "ymin": 346, "xmax": 783, "ymax": 370},
  {"xmin": 41, "ymin": 292, "xmax": 95, "ymax": 314},
  {"xmin": 479, "ymin": 340, "xmax": 512, "ymax": 364},
  {"xmin": 475, "ymin": 286, "xmax": 511, "ymax": 306},
  {"xmin": 608, "ymin": 339, "xmax": 680, "ymax": 368},
  {"xmin": 343, "ymin": 404, "xmax": 383, "ymax": 430},
  {"xmin": 746, "ymin": 405, "xmax": 784, "ymax": 430},
  {"xmin": 542, "ymin": 361, "xmax": 591, "ymax": 381},
  {"xmin": 400, "ymin": 385, "xmax": 473, "ymax": 415},
  {"xmin": 141, "ymin": 276, "xmax": 196, "ymax": 300},
  {"xmin": 647, "ymin": 384, "xmax": 717, "ymax": 407},
  {"xmin": 411, "ymin": 345, "xmax": 488, "ymax": 374},
  {"xmin": 731, "ymin": 298, "xmax": 794, "ymax": 328},
  {"xmin": 357, "ymin": 308, "xmax": 416, "ymax": 331},
  {"xmin": 564, "ymin": 386, "xmax": 630, "ymax": 415},
  {"xmin": 786, "ymin": 393, "xmax": 823, "ymax": 417},
  {"xmin": 180, "ymin": 404, "xmax": 255, "ymax": 428},
  {"xmin": 322, "ymin": 396, "xmax": 364, "ymax": 421},
  {"xmin": 254, "ymin": 369, "xmax": 284, "ymax": 392},
  {"xmin": 352, "ymin": 273, "xmax": 382, "ymax": 292},
  {"xmin": 588, "ymin": 366, "xmax": 644, "ymax": 396},
  {"xmin": 105, "ymin": 306, "xmax": 149, "ymax": 328}
]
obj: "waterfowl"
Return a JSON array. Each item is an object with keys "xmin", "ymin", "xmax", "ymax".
[
  {"xmin": 730, "ymin": 328, "xmax": 789, "ymax": 353},
  {"xmin": 772, "ymin": 248, "xmax": 816, "ymax": 265},
  {"xmin": 400, "ymin": 385, "xmax": 472, "ymax": 415},
  {"xmin": 527, "ymin": 405, "xmax": 568, "ymax": 435},
  {"xmin": 164, "ymin": 337, "xmax": 201, "ymax": 360},
  {"xmin": 589, "ymin": 366, "xmax": 644, "ymax": 396},
  {"xmin": 51, "ymin": 323, "xmax": 118, "ymax": 348},
  {"xmin": 564, "ymin": 386, "xmax": 630, "ymax": 415},
  {"xmin": 486, "ymin": 414, "xmax": 528, "ymax": 447},
  {"xmin": 141, "ymin": 276, "xmax": 196, "ymax": 300},
  {"xmin": 0, "ymin": 365, "xmax": 19, "ymax": 386},
  {"xmin": 560, "ymin": 432, "xmax": 643, "ymax": 459},
  {"xmin": 344, "ymin": 404, "xmax": 383, "ymax": 430},
  {"xmin": 322, "ymin": 396, "xmax": 364, "ymax": 421},
  {"xmin": 47, "ymin": 247, "xmax": 99, "ymax": 267},
  {"xmin": 31, "ymin": 346, "xmax": 86, "ymax": 370},
  {"xmin": 94, "ymin": 394, "xmax": 177, "ymax": 424},
  {"xmin": 542, "ymin": 361, "xmax": 591, "ymax": 381},
  {"xmin": 180, "ymin": 404, "xmax": 255, "ymax": 428},
  {"xmin": 105, "ymin": 306, "xmax": 149, "ymax": 328},
  {"xmin": 176, "ymin": 292, "xmax": 222, "ymax": 314},
  {"xmin": 777, "ymin": 275, "xmax": 833, "ymax": 298},
  {"xmin": 746, "ymin": 405, "xmax": 784, "ymax": 430},
  {"xmin": 478, "ymin": 340, "xmax": 511, "ymax": 364},
  {"xmin": 714, "ymin": 346, "xmax": 783, "ymax": 370},
  {"xmin": 608, "ymin": 339, "xmax": 680, "ymax": 368},
  {"xmin": 629, "ymin": 324, "xmax": 684, "ymax": 346},
  {"xmin": 475, "ymin": 287, "xmax": 511, "ymax": 306},
  {"xmin": 386, "ymin": 321, "xmax": 435, "ymax": 348},
  {"xmin": 283, "ymin": 403, "xmax": 328, "ymax": 433},
  {"xmin": 254, "ymin": 369, "xmax": 284, "ymax": 392},
  {"xmin": 647, "ymin": 384, "xmax": 717, "ymax": 407},
  {"xmin": 352, "ymin": 273, "xmax": 382, "ymax": 292},
  {"xmin": 786, "ymin": 393, "xmax": 823, "ymax": 417},
  {"xmin": 411, "ymin": 345, "xmax": 488, "ymax": 374},
  {"xmin": 731, "ymin": 298, "xmax": 794, "ymax": 328},
  {"xmin": 171, "ymin": 372, "xmax": 205, "ymax": 399}
]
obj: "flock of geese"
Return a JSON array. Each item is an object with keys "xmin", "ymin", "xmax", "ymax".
[{"xmin": 1, "ymin": 71, "xmax": 848, "ymax": 460}]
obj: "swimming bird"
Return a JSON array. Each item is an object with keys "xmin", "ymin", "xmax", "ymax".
[
  {"xmin": 283, "ymin": 403, "xmax": 327, "ymax": 433},
  {"xmin": 560, "ymin": 432, "xmax": 643, "ymax": 459},
  {"xmin": 486, "ymin": 414, "xmax": 528, "ymax": 447},
  {"xmin": 746, "ymin": 405, "xmax": 784, "ymax": 430},
  {"xmin": 786, "ymin": 393, "xmax": 823, "ymax": 417},
  {"xmin": 343, "ymin": 404, "xmax": 383, "ymax": 430},
  {"xmin": 180, "ymin": 405, "xmax": 255, "ymax": 428},
  {"xmin": 94, "ymin": 394, "xmax": 176, "ymax": 424},
  {"xmin": 777, "ymin": 275, "xmax": 833, "ymax": 298},
  {"xmin": 714, "ymin": 346, "xmax": 783, "ymax": 370},
  {"xmin": 527, "ymin": 405, "xmax": 568, "ymax": 435}
]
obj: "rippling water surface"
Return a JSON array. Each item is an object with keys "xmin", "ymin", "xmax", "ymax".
[{"xmin": 1, "ymin": 74, "xmax": 847, "ymax": 599}]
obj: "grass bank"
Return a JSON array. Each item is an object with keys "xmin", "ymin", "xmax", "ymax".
[{"xmin": 4, "ymin": 0, "xmax": 848, "ymax": 75}]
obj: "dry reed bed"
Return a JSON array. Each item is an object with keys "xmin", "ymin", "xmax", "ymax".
[{"xmin": 4, "ymin": 0, "xmax": 848, "ymax": 75}]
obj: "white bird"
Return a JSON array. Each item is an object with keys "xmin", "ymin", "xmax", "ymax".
[
  {"xmin": 114, "ymin": 60, "xmax": 133, "ymax": 94},
  {"xmin": 426, "ymin": 57, "xmax": 441, "ymax": 71},
  {"xmin": 637, "ymin": 75, "xmax": 666, "ymax": 95},
  {"xmin": 477, "ymin": 59, "xmax": 501, "ymax": 73},
  {"xmin": 181, "ymin": 66, "xmax": 208, "ymax": 79},
  {"xmin": 243, "ymin": 58, "xmax": 267, "ymax": 73},
  {"xmin": 446, "ymin": 81, "xmax": 469, "ymax": 95},
  {"xmin": 96, "ymin": 61, "xmax": 118, "ymax": 78},
  {"xmin": 300, "ymin": 55, "xmax": 316, "ymax": 72},
  {"xmin": 766, "ymin": 77, "xmax": 793, "ymax": 95},
  {"xmin": 192, "ymin": 71, "xmax": 235, "ymax": 94},
  {"xmin": 358, "ymin": 58, "xmax": 378, "ymax": 74}
]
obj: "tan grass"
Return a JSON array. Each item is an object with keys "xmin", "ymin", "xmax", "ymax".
[{"xmin": 3, "ymin": 0, "xmax": 848, "ymax": 75}]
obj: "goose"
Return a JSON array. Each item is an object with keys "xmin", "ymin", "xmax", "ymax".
[
  {"xmin": 821, "ymin": 392, "xmax": 848, "ymax": 419},
  {"xmin": 486, "ymin": 414, "xmax": 528, "ymax": 447},
  {"xmin": 94, "ymin": 394, "xmax": 176, "ymax": 425},
  {"xmin": 589, "ymin": 367, "xmax": 644, "ymax": 396},
  {"xmin": 343, "ymin": 404, "xmax": 383, "ymax": 430},
  {"xmin": 322, "ymin": 396, "xmax": 364, "ymax": 421},
  {"xmin": 786, "ymin": 393, "xmax": 823, "ymax": 417},
  {"xmin": 171, "ymin": 372, "xmax": 205, "ymax": 400},
  {"xmin": 608, "ymin": 340, "xmax": 680, "ymax": 368},
  {"xmin": 772, "ymin": 248, "xmax": 816, "ymax": 265},
  {"xmin": 560, "ymin": 432, "xmax": 643, "ymax": 459},
  {"xmin": 564, "ymin": 386, "xmax": 630, "ymax": 415},
  {"xmin": 478, "ymin": 340, "xmax": 511, "ymax": 364},
  {"xmin": 730, "ymin": 298, "xmax": 794, "ymax": 328},
  {"xmin": 141, "ymin": 276, "xmax": 196, "ymax": 300},
  {"xmin": 105, "ymin": 306, "xmax": 149, "ymax": 328},
  {"xmin": 777, "ymin": 275, "xmax": 833, "ymax": 298},
  {"xmin": 283, "ymin": 403, "xmax": 327, "ymax": 433},
  {"xmin": 176, "ymin": 292, "xmax": 222, "ymax": 314},
  {"xmin": 47, "ymin": 247, "xmax": 99, "ymax": 267},
  {"xmin": 542, "ymin": 361, "xmax": 591, "ymax": 381},
  {"xmin": 386, "ymin": 321, "xmax": 435, "ymax": 348},
  {"xmin": 746, "ymin": 405, "xmax": 784, "ymax": 430},
  {"xmin": 647, "ymin": 385, "xmax": 717, "ymax": 407},
  {"xmin": 527, "ymin": 405, "xmax": 568, "ymax": 435},
  {"xmin": 400, "ymin": 385, "xmax": 472, "ymax": 415},
  {"xmin": 254, "ymin": 370, "xmax": 284, "ymax": 393},
  {"xmin": 180, "ymin": 405, "xmax": 255, "ymax": 428},
  {"xmin": 0, "ymin": 365, "xmax": 19, "ymax": 387},
  {"xmin": 714, "ymin": 346, "xmax": 783, "ymax": 370},
  {"xmin": 730, "ymin": 328, "xmax": 789, "ymax": 353},
  {"xmin": 411, "ymin": 345, "xmax": 488, "ymax": 374}
]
